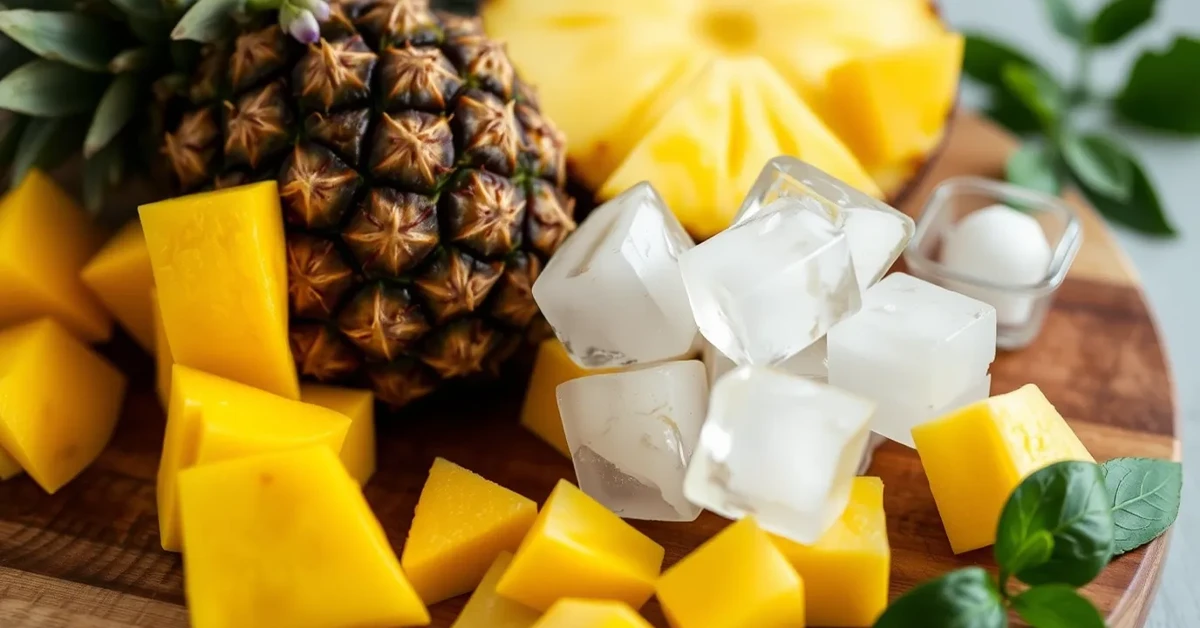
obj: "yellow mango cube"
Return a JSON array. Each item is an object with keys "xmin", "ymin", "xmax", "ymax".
[
  {"xmin": 0, "ymin": 319, "xmax": 126, "ymax": 493},
  {"xmin": 826, "ymin": 34, "xmax": 964, "ymax": 169},
  {"xmin": 80, "ymin": 220, "xmax": 155, "ymax": 351},
  {"xmin": 771, "ymin": 478, "xmax": 889, "ymax": 627},
  {"xmin": 450, "ymin": 552, "xmax": 540, "ymax": 628},
  {"xmin": 912, "ymin": 384, "xmax": 1095, "ymax": 553},
  {"xmin": 656, "ymin": 518, "xmax": 805, "ymax": 628},
  {"xmin": 533, "ymin": 599, "xmax": 652, "ymax": 628},
  {"xmin": 179, "ymin": 447, "xmax": 430, "ymax": 628},
  {"xmin": 150, "ymin": 289, "xmax": 172, "ymax": 404},
  {"xmin": 139, "ymin": 182, "xmax": 299, "ymax": 399},
  {"xmin": 496, "ymin": 480, "xmax": 663, "ymax": 611},
  {"xmin": 158, "ymin": 365, "xmax": 350, "ymax": 552},
  {"xmin": 0, "ymin": 170, "xmax": 112, "ymax": 342},
  {"xmin": 0, "ymin": 447, "xmax": 22, "ymax": 480},
  {"xmin": 521, "ymin": 339, "xmax": 615, "ymax": 457},
  {"xmin": 403, "ymin": 458, "xmax": 538, "ymax": 604},
  {"xmin": 301, "ymin": 385, "xmax": 376, "ymax": 486}
]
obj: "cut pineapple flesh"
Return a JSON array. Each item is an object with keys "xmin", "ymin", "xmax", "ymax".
[{"xmin": 483, "ymin": 0, "xmax": 958, "ymax": 237}]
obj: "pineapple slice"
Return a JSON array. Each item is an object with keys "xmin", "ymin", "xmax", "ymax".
[
  {"xmin": 0, "ymin": 447, "xmax": 22, "ymax": 480},
  {"xmin": 483, "ymin": 0, "xmax": 958, "ymax": 233},
  {"xmin": 80, "ymin": 220, "xmax": 155, "ymax": 352},
  {"xmin": 599, "ymin": 58, "xmax": 877, "ymax": 236}
]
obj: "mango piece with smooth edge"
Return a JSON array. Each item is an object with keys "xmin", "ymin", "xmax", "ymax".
[
  {"xmin": 179, "ymin": 447, "xmax": 429, "ymax": 628},
  {"xmin": 532, "ymin": 599, "xmax": 652, "ymax": 628},
  {"xmin": 450, "ymin": 552, "xmax": 540, "ymax": 628},
  {"xmin": 157, "ymin": 365, "xmax": 349, "ymax": 552},
  {"xmin": 139, "ymin": 182, "xmax": 299, "ymax": 399},
  {"xmin": 912, "ymin": 383, "xmax": 1095, "ymax": 554},
  {"xmin": 771, "ymin": 477, "xmax": 889, "ymax": 627},
  {"xmin": 496, "ymin": 479, "xmax": 664, "ymax": 612},
  {"xmin": 0, "ymin": 170, "xmax": 112, "ymax": 342},
  {"xmin": 656, "ymin": 517, "xmax": 806, "ymax": 628},
  {"xmin": 0, "ymin": 319, "xmax": 126, "ymax": 493},
  {"xmin": 520, "ymin": 338, "xmax": 616, "ymax": 457},
  {"xmin": 403, "ymin": 458, "xmax": 538, "ymax": 605},
  {"xmin": 151, "ymin": 288, "xmax": 172, "ymax": 404},
  {"xmin": 80, "ymin": 219, "xmax": 155, "ymax": 351},
  {"xmin": 301, "ymin": 384, "xmax": 376, "ymax": 486}
]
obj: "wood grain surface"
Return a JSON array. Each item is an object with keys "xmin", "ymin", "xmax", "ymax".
[{"xmin": 0, "ymin": 113, "xmax": 1180, "ymax": 627}]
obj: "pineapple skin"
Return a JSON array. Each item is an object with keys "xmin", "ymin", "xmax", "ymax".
[{"xmin": 156, "ymin": 1, "xmax": 576, "ymax": 409}]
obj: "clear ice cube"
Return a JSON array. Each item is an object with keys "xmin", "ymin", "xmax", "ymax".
[
  {"xmin": 702, "ymin": 339, "xmax": 827, "ymax": 387},
  {"xmin": 532, "ymin": 182, "xmax": 697, "ymax": 368},
  {"xmin": 828, "ymin": 273, "xmax": 997, "ymax": 446},
  {"xmin": 557, "ymin": 360, "xmax": 708, "ymax": 521},
  {"xmin": 735, "ymin": 156, "xmax": 915, "ymax": 289},
  {"xmin": 683, "ymin": 366, "xmax": 874, "ymax": 544},
  {"xmin": 680, "ymin": 201, "xmax": 860, "ymax": 366}
]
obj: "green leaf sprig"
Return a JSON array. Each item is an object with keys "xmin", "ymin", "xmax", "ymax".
[
  {"xmin": 875, "ymin": 457, "xmax": 1181, "ymax": 627},
  {"xmin": 963, "ymin": 0, "xmax": 1188, "ymax": 236}
]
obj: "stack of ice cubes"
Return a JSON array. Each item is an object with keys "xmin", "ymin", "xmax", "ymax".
[{"xmin": 532, "ymin": 156, "xmax": 997, "ymax": 545}]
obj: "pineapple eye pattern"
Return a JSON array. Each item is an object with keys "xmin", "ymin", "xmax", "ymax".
[{"xmin": 160, "ymin": 0, "xmax": 577, "ymax": 409}]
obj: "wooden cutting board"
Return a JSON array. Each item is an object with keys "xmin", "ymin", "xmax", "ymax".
[{"xmin": 0, "ymin": 113, "xmax": 1179, "ymax": 627}]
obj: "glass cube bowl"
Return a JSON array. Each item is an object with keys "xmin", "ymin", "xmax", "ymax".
[{"xmin": 902, "ymin": 177, "xmax": 1082, "ymax": 350}]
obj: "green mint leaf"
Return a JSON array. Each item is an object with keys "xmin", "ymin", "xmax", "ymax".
[
  {"xmin": 1101, "ymin": 457, "xmax": 1182, "ymax": 554},
  {"xmin": 1012, "ymin": 585, "xmax": 1105, "ymax": 628},
  {"xmin": 988, "ymin": 90, "xmax": 1043, "ymax": 135},
  {"xmin": 1006, "ymin": 143, "xmax": 1062, "ymax": 195},
  {"xmin": 0, "ymin": 10, "xmax": 122, "ymax": 72},
  {"xmin": 873, "ymin": 567, "xmax": 1007, "ymax": 628},
  {"xmin": 1061, "ymin": 132, "xmax": 1134, "ymax": 202},
  {"xmin": 1090, "ymin": 0, "xmax": 1156, "ymax": 46},
  {"xmin": 995, "ymin": 460, "xmax": 1114, "ymax": 587},
  {"xmin": 1001, "ymin": 63, "xmax": 1065, "ymax": 130},
  {"xmin": 1043, "ymin": 0, "xmax": 1085, "ymax": 42},
  {"xmin": 1116, "ymin": 37, "xmax": 1200, "ymax": 134},
  {"xmin": 963, "ymin": 33, "xmax": 1040, "ymax": 88},
  {"xmin": 1075, "ymin": 149, "xmax": 1177, "ymax": 236}
]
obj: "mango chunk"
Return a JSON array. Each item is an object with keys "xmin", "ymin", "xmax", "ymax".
[
  {"xmin": 825, "ymin": 34, "xmax": 965, "ymax": 169},
  {"xmin": 403, "ymin": 458, "xmax": 538, "ymax": 604},
  {"xmin": 0, "ymin": 319, "xmax": 126, "ymax": 492},
  {"xmin": 771, "ymin": 477, "xmax": 889, "ymax": 627},
  {"xmin": 158, "ymin": 365, "xmax": 350, "ymax": 552},
  {"xmin": 533, "ymin": 599, "xmax": 652, "ymax": 628},
  {"xmin": 0, "ymin": 170, "xmax": 112, "ymax": 342},
  {"xmin": 150, "ymin": 289, "xmax": 172, "ymax": 404},
  {"xmin": 450, "ymin": 552, "xmax": 540, "ymax": 628},
  {"xmin": 656, "ymin": 518, "xmax": 805, "ymax": 628},
  {"xmin": 179, "ymin": 447, "xmax": 430, "ymax": 628},
  {"xmin": 139, "ymin": 182, "xmax": 299, "ymax": 399},
  {"xmin": 521, "ymin": 339, "xmax": 602, "ymax": 456},
  {"xmin": 301, "ymin": 385, "xmax": 376, "ymax": 486},
  {"xmin": 0, "ymin": 447, "xmax": 22, "ymax": 480},
  {"xmin": 496, "ymin": 479, "xmax": 664, "ymax": 612},
  {"xmin": 80, "ymin": 220, "xmax": 155, "ymax": 351},
  {"xmin": 912, "ymin": 384, "xmax": 1095, "ymax": 553}
]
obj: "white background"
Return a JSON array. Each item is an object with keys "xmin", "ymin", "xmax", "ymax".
[{"xmin": 940, "ymin": 0, "xmax": 1199, "ymax": 624}]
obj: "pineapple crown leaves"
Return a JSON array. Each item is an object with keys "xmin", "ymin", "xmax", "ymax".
[{"xmin": 0, "ymin": 0, "xmax": 327, "ymax": 216}]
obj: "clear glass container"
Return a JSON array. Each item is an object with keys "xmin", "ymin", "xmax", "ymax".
[{"xmin": 903, "ymin": 177, "xmax": 1082, "ymax": 350}]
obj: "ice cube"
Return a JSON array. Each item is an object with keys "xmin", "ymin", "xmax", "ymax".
[
  {"xmin": 857, "ymin": 433, "xmax": 887, "ymax": 475},
  {"xmin": 702, "ymin": 339, "xmax": 827, "ymax": 387},
  {"xmin": 828, "ymin": 273, "xmax": 997, "ymax": 446},
  {"xmin": 533, "ymin": 182, "xmax": 697, "ymax": 368},
  {"xmin": 557, "ymin": 360, "xmax": 707, "ymax": 521},
  {"xmin": 683, "ymin": 366, "xmax": 874, "ymax": 543},
  {"xmin": 735, "ymin": 156, "xmax": 915, "ymax": 289},
  {"xmin": 680, "ymin": 201, "xmax": 860, "ymax": 366}
]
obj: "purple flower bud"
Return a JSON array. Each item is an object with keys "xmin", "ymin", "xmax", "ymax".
[
  {"xmin": 295, "ymin": 0, "xmax": 331, "ymax": 20},
  {"xmin": 282, "ymin": 6, "xmax": 320, "ymax": 44}
]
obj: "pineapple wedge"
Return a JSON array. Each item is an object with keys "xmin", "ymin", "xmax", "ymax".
[{"xmin": 483, "ymin": 0, "xmax": 959, "ymax": 236}]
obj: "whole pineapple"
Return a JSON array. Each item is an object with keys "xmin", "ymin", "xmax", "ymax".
[{"xmin": 0, "ymin": 0, "xmax": 577, "ymax": 409}]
